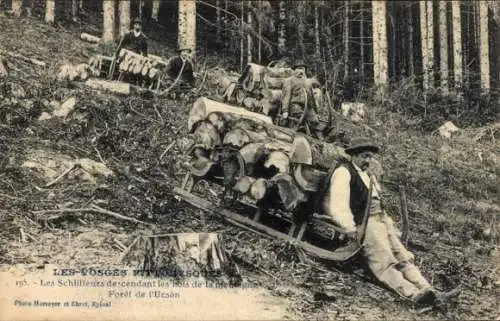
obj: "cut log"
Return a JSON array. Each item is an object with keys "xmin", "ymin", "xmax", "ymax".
[
  {"xmin": 233, "ymin": 176, "xmax": 256, "ymax": 194},
  {"xmin": 265, "ymin": 66, "xmax": 293, "ymax": 78},
  {"xmin": 270, "ymin": 173, "xmax": 308, "ymax": 211},
  {"xmin": 250, "ymin": 178, "xmax": 268, "ymax": 200},
  {"xmin": 261, "ymin": 89, "xmax": 283, "ymax": 103},
  {"xmin": 0, "ymin": 49, "xmax": 46, "ymax": 68},
  {"xmin": 188, "ymin": 97, "xmax": 272, "ymax": 133},
  {"xmin": 264, "ymin": 150, "xmax": 290, "ymax": 173},
  {"xmin": 80, "ymin": 32, "xmax": 100, "ymax": 43},
  {"xmin": 84, "ymin": 78, "xmax": 131, "ymax": 94},
  {"xmin": 260, "ymin": 99, "xmax": 278, "ymax": 116},
  {"xmin": 192, "ymin": 121, "xmax": 222, "ymax": 150},
  {"xmin": 291, "ymin": 135, "xmax": 349, "ymax": 168},
  {"xmin": 121, "ymin": 233, "xmax": 234, "ymax": 277},
  {"xmin": 293, "ymin": 163, "xmax": 329, "ymax": 192},
  {"xmin": 262, "ymin": 74, "xmax": 285, "ymax": 89},
  {"xmin": 240, "ymin": 63, "xmax": 266, "ymax": 91},
  {"xmin": 222, "ymin": 128, "xmax": 250, "ymax": 148},
  {"xmin": 239, "ymin": 142, "xmax": 267, "ymax": 165},
  {"xmin": 243, "ymin": 97, "xmax": 260, "ymax": 110}
]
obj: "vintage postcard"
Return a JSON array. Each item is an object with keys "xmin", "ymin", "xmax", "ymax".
[{"xmin": 0, "ymin": 0, "xmax": 498, "ymax": 320}]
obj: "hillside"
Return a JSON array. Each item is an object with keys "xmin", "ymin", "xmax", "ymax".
[{"xmin": 0, "ymin": 16, "xmax": 498, "ymax": 320}]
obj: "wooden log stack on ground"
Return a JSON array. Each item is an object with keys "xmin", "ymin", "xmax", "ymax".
[{"xmin": 187, "ymin": 97, "xmax": 349, "ymax": 212}]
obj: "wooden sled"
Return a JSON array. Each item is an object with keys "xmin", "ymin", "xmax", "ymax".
[{"xmin": 173, "ymin": 165, "xmax": 372, "ymax": 263}]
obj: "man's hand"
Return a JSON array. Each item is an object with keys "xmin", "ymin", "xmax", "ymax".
[{"xmin": 281, "ymin": 112, "xmax": 289, "ymax": 119}]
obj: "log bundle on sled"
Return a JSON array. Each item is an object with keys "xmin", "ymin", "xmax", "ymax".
[
  {"xmin": 175, "ymin": 97, "xmax": 368, "ymax": 263},
  {"xmin": 208, "ymin": 62, "xmax": 342, "ymax": 144}
]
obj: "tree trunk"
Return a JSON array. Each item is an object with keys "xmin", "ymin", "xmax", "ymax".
[
  {"xmin": 479, "ymin": 1, "xmax": 490, "ymax": 91},
  {"xmin": 439, "ymin": 0, "xmax": 449, "ymax": 92},
  {"xmin": 372, "ymin": 0, "xmax": 388, "ymax": 92},
  {"xmin": 102, "ymin": 0, "xmax": 115, "ymax": 43},
  {"xmin": 420, "ymin": 1, "xmax": 429, "ymax": 90},
  {"xmin": 240, "ymin": 2, "xmax": 244, "ymax": 71},
  {"xmin": 360, "ymin": 1, "xmax": 365, "ymax": 82},
  {"xmin": 314, "ymin": 3, "xmax": 321, "ymax": 60},
  {"xmin": 216, "ymin": 0, "xmax": 221, "ymax": 43},
  {"xmin": 45, "ymin": 0, "xmax": 55, "ymax": 23},
  {"xmin": 278, "ymin": 0, "xmax": 287, "ymax": 57},
  {"xmin": 71, "ymin": 0, "xmax": 78, "ymax": 20},
  {"xmin": 247, "ymin": 4, "xmax": 253, "ymax": 63},
  {"xmin": 452, "ymin": 1, "xmax": 463, "ymax": 87},
  {"xmin": 119, "ymin": 1, "xmax": 131, "ymax": 38},
  {"xmin": 151, "ymin": 0, "xmax": 160, "ymax": 21},
  {"xmin": 178, "ymin": 0, "xmax": 197, "ymax": 54},
  {"xmin": 297, "ymin": 1, "xmax": 306, "ymax": 59},
  {"xmin": 408, "ymin": 3, "xmax": 415, "ymax": 79},
  {"xmin": 491, "ymin": 2, "xmax": 500, "ymax": 86},
  {"xmin": 426, "ymin": 0, "xmax": 434, "ymax": 88},
  {"xmin": 343, "ymin": 1, "xmax": 350, "ymax": 84},
  {"xmin": 12, "ymin": 0, "xmax": 22, "ymax": 17},
  {"xmin": 258, "ymin": 0, "xmax": 262, "ymax": 64}
]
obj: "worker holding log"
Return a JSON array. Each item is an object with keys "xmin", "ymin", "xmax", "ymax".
[
  {"xmin": 167, "ymin": 48, "xmax": 196, "ymax": 89},
  {"xmin": 281, "ymin": 60, "xmax": 325, "ymax": 139},
  {"xmin": 116, "ymin": 17, "xmax": 148, "ymax": 57},
  {"xmin": 323, "ymin": 137, "xmax": 459, "ymax": 305}
]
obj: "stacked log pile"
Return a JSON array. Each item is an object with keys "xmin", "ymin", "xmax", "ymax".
[
  {"xmin": 187, "ymin": 97, "xmax": 349, "ymax": 211},
  {"xmin": 116, "ymin": 49, "xmax": 167, "ymax": 81}
]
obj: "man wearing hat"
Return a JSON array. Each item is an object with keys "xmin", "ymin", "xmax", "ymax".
[
  {"xmin": 117, "ymin": 17, "xmax": 148, "ymax": 56},
  {"xmin": 281, "ymin": 59, "xmax": 325, "ymax": 139},
  {"xmin": 166, "ymin": 47, "xmax": 196, "ymax": 88},
  {"xmin": 323, "ymin": 137, "xmax": 458, "ymax": 305}
]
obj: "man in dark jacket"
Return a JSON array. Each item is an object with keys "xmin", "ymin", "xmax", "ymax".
[
  {"xmin": 167, "ymin": 47, "xmax": 196, "ymax": 88},
  {"xmin": 117, "ymin": 17, "xmax": 148, "ymax": 56}
]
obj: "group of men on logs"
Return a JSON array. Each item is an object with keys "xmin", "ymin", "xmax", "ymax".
[{"xmin": 115, "ymin": 18, "xmax": 459, "ymax": 307}]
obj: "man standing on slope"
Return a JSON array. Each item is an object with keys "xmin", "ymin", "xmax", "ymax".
[
  {"xmin": 323, "ymin": 137, "xmax": 459, "ymax": 305},
  {"xmin": 116, "ymin": 17, "xmax": 148, "ymax": 56}
]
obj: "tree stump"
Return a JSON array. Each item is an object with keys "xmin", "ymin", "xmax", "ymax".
[{"xmin": 122, "ymin": 233, "xmax": 240, "ymax": 284}]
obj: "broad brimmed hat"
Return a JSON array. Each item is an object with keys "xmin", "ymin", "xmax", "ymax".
[
  {"xmin": 344, "ymin": 137, "xmax": 380, "ymax": 155},
  {"xmin": 133, "ymin": 17, "xmax": 142, "ymax": 24},
  {"xmin": 293, "ymin": 59, "xmax": 307, "ymax": 69}
]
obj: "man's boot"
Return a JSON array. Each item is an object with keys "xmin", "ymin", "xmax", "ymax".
[
  {"xmin": 411, "ymin": 287, "xmax": 437, "ymax": 305},
  {"xmin": 434, "ymin": 287, "xmax": 461, "ymax": 304}
]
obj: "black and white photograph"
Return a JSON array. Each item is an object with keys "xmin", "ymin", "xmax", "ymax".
[{"xmin": 0, "ymin": 0, "xmax": 498, "ymax": 320}]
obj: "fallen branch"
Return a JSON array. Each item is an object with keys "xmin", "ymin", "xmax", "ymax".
[
  {"xmin": 113, "ymin": 238, "xmax": 127, "ymax": 251},
  {"xmin": 159, "ymin": 141, "xmax": 176, "ymax": 160},
  {"xmin": 399, "ymin": 185, "xmax": 409, "ymax": 244},
  {"xmin": 0, "ymin": 49, "xmax": 46, "ymax": 68},
  {"xmin": 32, "ymin": 206, "xmax": 155, "ymax": 227},
  {"xmin": 91, "ymin": 204, "xmax": 155, "ymax": 227},
  {"xmin": 44, "ymin": 164, "xmax": 79, "ymax": 187},
  {"xmin": 118, "ymin": 236, "xmax": 140, "ymax": 263}
]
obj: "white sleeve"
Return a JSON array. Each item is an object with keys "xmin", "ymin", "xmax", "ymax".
[{"xmin": 324, "ymin": 167, "xmax": 357, "ymax": 233}]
